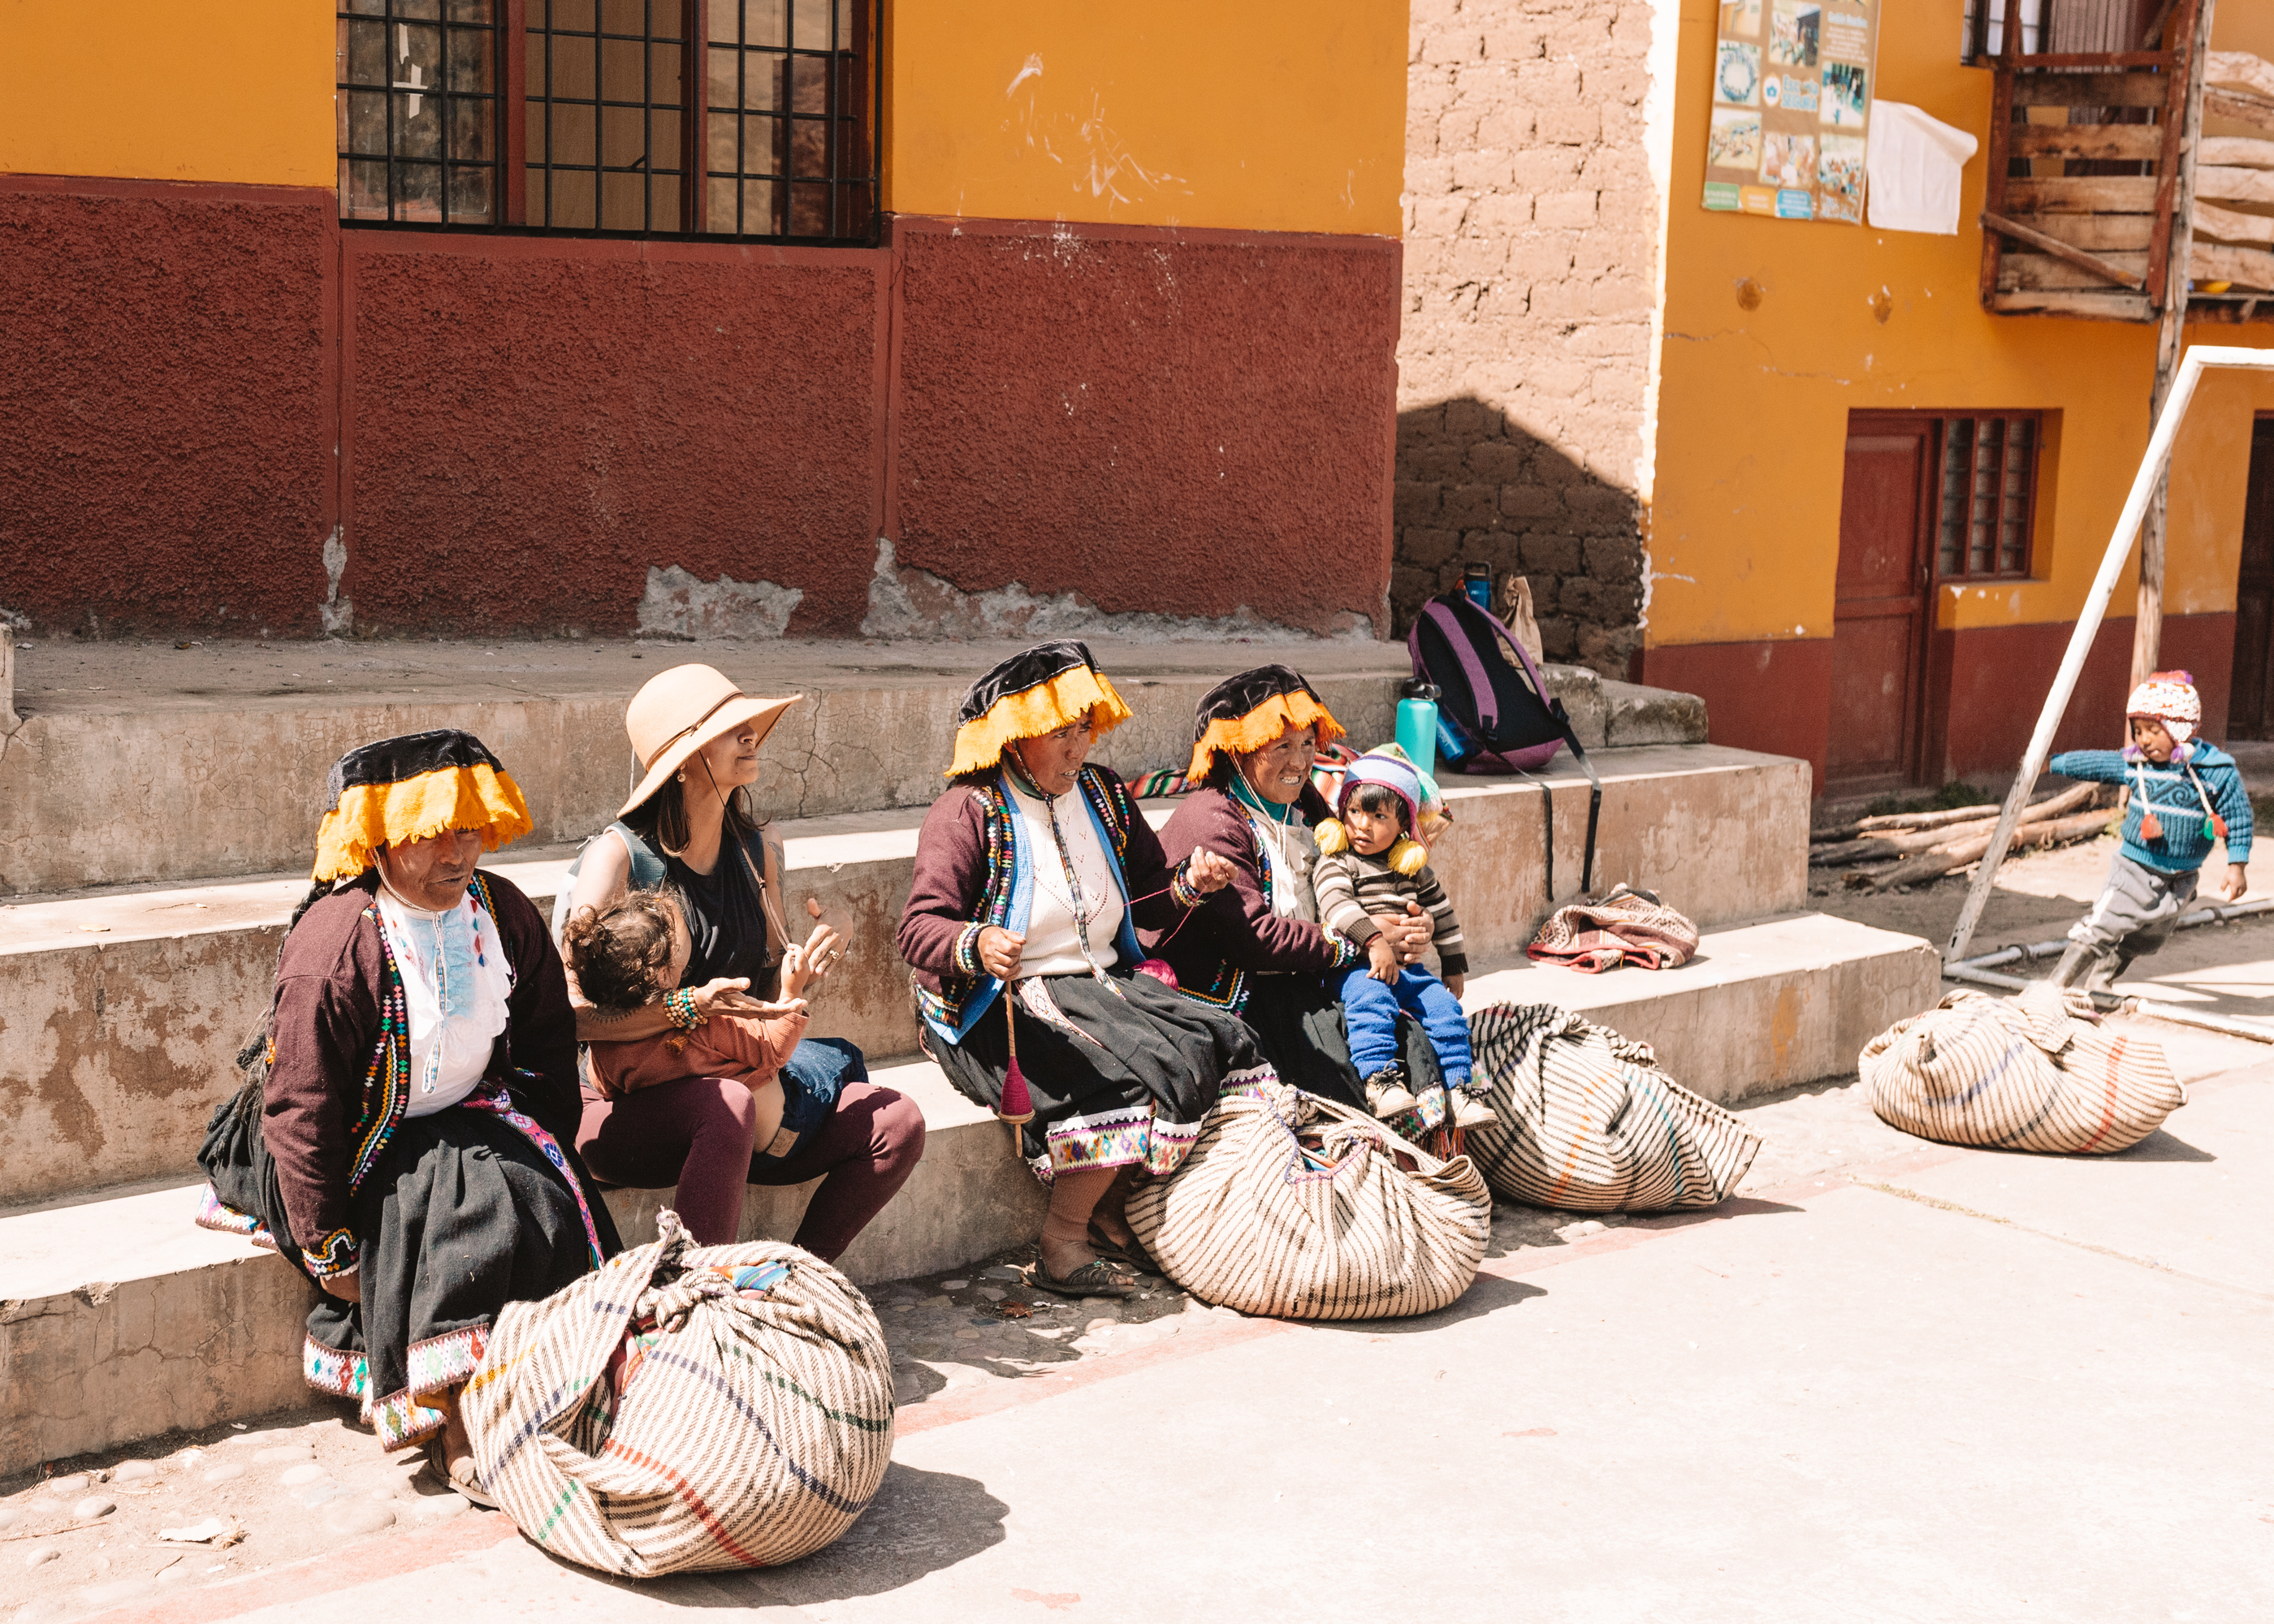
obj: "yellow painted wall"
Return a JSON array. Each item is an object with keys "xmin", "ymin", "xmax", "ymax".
[
  {"xmin": 0, "ymin": 0, "xmax": 333, "ymax": 188},
  {"xmin": 883, "ymin": 0, "xmax": 1407, "ymax": 236},
  {"xmin": 1647, "ymin": 0, "xmax": 2274, "ymax": 653}
]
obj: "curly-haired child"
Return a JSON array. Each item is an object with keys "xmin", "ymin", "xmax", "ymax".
[
  {"xmin": 2048, "ymin": 670, "xmax": 2252, "ymax": 992},
  {"xmin": 1312, "ymin": 745, "xmax": 1493, "ymax": 1133},
  {"xmin": 562, "ymin": 888, "xmax": 812, "ymax": 1133}
]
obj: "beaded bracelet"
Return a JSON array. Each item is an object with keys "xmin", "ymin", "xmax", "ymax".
[
  {"xmin": 1169, "ymin": 860, "xmax": 1204, "ymax": 911},
  {"xmin": 664, "ymin": 986, "xmax": 702, "ymax": 1030}
]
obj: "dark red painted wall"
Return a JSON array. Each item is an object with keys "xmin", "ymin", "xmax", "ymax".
[
  {"xmin": 1930, "ymin": 612, "xmax": 2236, "ymax": 780},
  {"xmin": 1641, "ymin": 612, "xmax": 2238, "ymax": 798},
  {"xmin": 1637, "ymin": 637, "xmax": 1836, "ymax": 793},
  {"xmin": 0, "ymin": 179, "xmax": 1399, "ymax": 639},
  {"xmin": 344, "ymin": 234, "xmax": 888, "ymax": 636},
  {"xmin": 0, "ymin": 179, "xmax": 336, "ymax": 636},
  {"xmin": 891, "ymin": 218, "xmax": 1401, "ymax": 633}
]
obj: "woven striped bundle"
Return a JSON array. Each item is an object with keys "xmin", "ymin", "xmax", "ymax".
[
  {"xmin": 460, "ymin": 1211, "xmax": 894, "ymax": 1577},
  {"xmin": 1465, "ymin": 1003, "xmax": 1762, "ymax": 1212},
  {"xmin": 1125, "ymin": 1083, "xmax": 1492, "ymax": 1320},
  {"xmin": 1860, "ymin": 983, "xmax": 2184, "ymax": 1155}
]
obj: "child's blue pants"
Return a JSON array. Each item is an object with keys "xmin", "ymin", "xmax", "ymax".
[{"xmin": 1338, "ymin": 965, "xmax": 1472, "ymax": 1088}]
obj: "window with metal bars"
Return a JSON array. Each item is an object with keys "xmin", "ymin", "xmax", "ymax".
[
  {"xmin": 338, "ymin": 2, "xmax": 503, "ymax": 226},
  {"xmin": 1935, "ymin": 414, "xmax": 2043, "ymax": 578},
  {"xmin": 336, "ymin": 0, "xmax": 876, "ymax": 243}
]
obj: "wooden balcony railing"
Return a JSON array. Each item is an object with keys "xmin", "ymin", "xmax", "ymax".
[{"xmin": 1978, "ymin": 0, "xmax": 2274, "ymax": 322}]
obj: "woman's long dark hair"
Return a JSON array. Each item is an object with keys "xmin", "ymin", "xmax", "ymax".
[{"xmin": 621, "ymin": 771, "xmax": 763, "ymax": 856}]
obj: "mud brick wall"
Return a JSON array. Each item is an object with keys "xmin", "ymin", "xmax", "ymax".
[{"xmin": 1394, "ymin": 0, "xmax": 1654, "ymax": 677}]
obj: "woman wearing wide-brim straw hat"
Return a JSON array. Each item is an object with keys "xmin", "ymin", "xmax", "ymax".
[
  {"xmin": 560, "ymin": 663, "xmax": 925, "ymax": 1257},
  {"xmin": 897, "ymin": 640, "xmax": 1272, "ymax": 1298}
]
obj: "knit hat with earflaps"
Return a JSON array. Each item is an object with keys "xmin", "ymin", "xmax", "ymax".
[
  {"xmin": 1314, "ymin": 742, "xmax": 1451, "ymax": 876},
  {"xmin": 2126, "ymin": 670, "xmax": 2203, "ymax": 758}
]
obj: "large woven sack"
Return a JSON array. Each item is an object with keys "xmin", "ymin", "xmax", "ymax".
[
  {"xmin": 1860, "ymin": 983, "xmax": 2184, "ymax": 1154},
  {"xmin": 461, "ymin": 1211, "xmax": 893, "ymax": 1576},
  {"xmin": 1465, "ymin": 1003, "xmax": 1762, "ymax": 1212},
  {"xmin": 1125, "ymin": 1083, "xmax": 1492, "ymax": 1320}
]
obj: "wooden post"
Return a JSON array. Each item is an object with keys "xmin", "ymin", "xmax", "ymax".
[{"xmin": 2131, "ymin": 0, "xmax": 2217, "ymax": 692}]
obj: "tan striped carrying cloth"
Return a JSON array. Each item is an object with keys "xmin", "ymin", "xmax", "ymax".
[
  {"xmin": 1465, "ymin": 1003, "xmax": 1762, "ymax": 1212},
  {"xmin": 1527, "ymin": 884, "xmax": 1700, "ymax": 973},
  {"xmin": 1860, "ymin": 983, "xmax": 2185, "ymax": 1155},
  {"xmin": 460, "ymin": 1211, "xmax": 894, "ymax": 1577},
  {"xmin": 1126, "ymin": 1084, "xmax": 1492, "ymax": 1320}
]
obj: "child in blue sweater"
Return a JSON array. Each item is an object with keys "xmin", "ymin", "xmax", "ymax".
[{"xmin": 2047, "ymin": 671, "xmax": 2252, "ymax": 991}]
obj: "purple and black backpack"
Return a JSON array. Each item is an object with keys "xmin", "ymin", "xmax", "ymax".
[{"xmin": 1408, "ymin": 590, "xmax": 1603, "ymax": 896}]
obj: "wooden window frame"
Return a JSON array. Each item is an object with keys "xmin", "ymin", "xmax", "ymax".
[
  {"xmin": 1933, "ymin": 412, "xmax": 2047, "ymax": 581},
  {"xmin": 337, "ymin": 0, "xmax": 880, "ymax": 247}
]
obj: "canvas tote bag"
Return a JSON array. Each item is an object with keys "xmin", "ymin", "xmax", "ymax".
[
  {"xmin": 460, "ymin": 1212, "xmax": 893, "ymax": 1576},
  {"xmin": 1860, "ymin": 983, "xmax": 2184, "ymax": 1155},
  {"xmin": 1465, "ymin": 1003, "xmax": 1762, "ymax": 1212},
  {"xmin": 1126, "ymin": 1083, "xmax": 1493, "ymax": 1320}
]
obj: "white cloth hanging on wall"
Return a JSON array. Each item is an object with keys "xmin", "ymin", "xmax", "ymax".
[{"xmin": 1866, "ymin": 101, "xmax": 1981, "ymax": 236}]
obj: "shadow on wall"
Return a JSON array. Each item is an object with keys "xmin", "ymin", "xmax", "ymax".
[{"xmin": 1391, "ymin": 396, "xmax": 1644, "ymax": 677}]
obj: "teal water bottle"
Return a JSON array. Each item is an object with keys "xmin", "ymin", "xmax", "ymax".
[{"xmin": 1396, "ymin": 677, "xmax": 1441, "ymax": 780}]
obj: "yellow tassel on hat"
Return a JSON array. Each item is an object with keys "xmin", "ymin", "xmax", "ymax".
[
  {"xmin": 947, "ymin": 664, "xmax": 1133, "ymax": 779},
  {"xmin": 311, "ymin": 763, "xmax": 533, "ymax": 883},
  {"xmin": 1386, "ymin": 836, "xmax": 1428, "ymax": 876},
  {"xmin": 1315, "ymin": 818, "xmax": 1351, "ymax": 854}
]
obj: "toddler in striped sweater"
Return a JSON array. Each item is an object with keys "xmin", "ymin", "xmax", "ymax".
[{"xmin": 1312, "ymin": 745, "xmax": 1494, "ymax": 1132}]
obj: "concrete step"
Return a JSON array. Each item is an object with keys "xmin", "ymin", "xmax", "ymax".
[
  {"xmin": 0, "ymin": 909, "xmax": 1932, "ymax": 1478},
  {"xmin": 1458, "ymin": 913, "xmax": 1943, "ymax": 1106},
  {"xmin": 0, "ymin": 744, "xmax": 1803, "ymax": 1205},
  {"xmin": 0, "ymin": 1058, "xmax": 1037, "ymax": 1479},
  {"xmin": 0, "ymin": 636, "xmax": 1705, "ymax": 896}
]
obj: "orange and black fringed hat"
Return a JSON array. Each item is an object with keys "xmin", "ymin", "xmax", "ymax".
[
  {"xmin": 1186, "ymin": 664, "xmax": 1345, "ymax": 782},
  {"xmin": 947, "ymin": 641, "xmax": 1133, "ymax": 778},
  {"xmin": 309, "ymin": 729, "xmax": 533, "ymax": 883}
]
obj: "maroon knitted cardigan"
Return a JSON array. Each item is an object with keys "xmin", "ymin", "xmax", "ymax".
[{"xmin": 1146, "ymin": 783, "xmax": 1359, "ymax": 1009}]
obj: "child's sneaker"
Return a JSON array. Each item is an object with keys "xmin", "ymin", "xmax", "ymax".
[
  {"xmin": 1363, "ymin": 1065, "xmax": 1420, "ymax": 1120},
  {"xmin": 1447, "ymin": 1082, "xmax": 1497, "ymax": 1129}
]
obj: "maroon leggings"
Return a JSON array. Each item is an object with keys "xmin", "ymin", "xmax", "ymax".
[{"xmin": 577, "ymin": 1077, "xmax": 925, "ymax": 1259}]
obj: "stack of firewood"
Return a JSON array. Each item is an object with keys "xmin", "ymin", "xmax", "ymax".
[{"xmin": 1809, "ymin": 782, "xmax": 2117, "ymax": 892}]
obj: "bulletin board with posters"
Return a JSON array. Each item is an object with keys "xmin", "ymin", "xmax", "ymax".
[{"xmin": 1703, "ymin": 0, "xmax": 1879, "ymax": 223}]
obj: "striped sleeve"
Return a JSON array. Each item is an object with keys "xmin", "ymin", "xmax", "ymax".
[
  {"xmin": 1312, "ymin": 853, "xmax": 1381, "ymax": 945},
  {"xmin": 1414, "ymin": 866, "xmax": 1467, "ymax": 977}
]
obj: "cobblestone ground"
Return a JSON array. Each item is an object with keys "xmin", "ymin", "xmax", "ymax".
[{"xmin": 7, "ymin": 1010, "xmax": 2263, "ymax": 1624}]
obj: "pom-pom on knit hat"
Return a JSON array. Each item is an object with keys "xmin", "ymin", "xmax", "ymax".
[
  {"xmin": 1315, "ymin": 743, "xmax": 1450, "ymax": 876},
  {"xmin": 1186, "ymin": 664, "xmax": 1347, "ymax": 782},
  {"xmin": 2126, "ymin": 670, "xmax": 2203, "ymax": 746},
  {"xmin": 310, "ymin": 729, "xmax": 534, "ymax": 883},
  {"xmin": 948, "ymin": 640, "xmax": 1133, "ymax": 778}
]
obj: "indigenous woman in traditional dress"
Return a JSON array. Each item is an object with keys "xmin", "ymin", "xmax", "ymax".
[
  {"xmin": 897, "ymin": 641, "xmax": 1265, "ymax": 1298},
  {"xmin": 197, "ymin": 731, "xmax": 619, "ymax": 1503},
  {"xmin": 565, "ymin": 663, "xmax": 924, "ymax": 1258},
  {"xmin": 1152, "ymin": 666, "xmax": 1444, "ymax": 1112}
]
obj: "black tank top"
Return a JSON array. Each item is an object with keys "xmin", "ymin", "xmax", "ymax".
[{"xmin": 621, "ymin": 824, "xmax": 776, "ymax": 996}]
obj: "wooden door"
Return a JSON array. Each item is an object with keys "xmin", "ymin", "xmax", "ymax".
[
  {"xmin": 2232, "ymin": 416, "xmax": 2274, "ymax": 739},
  {"xmin": 1827, "ymin": 414, "xmax": 1935, "ymax": 793}
]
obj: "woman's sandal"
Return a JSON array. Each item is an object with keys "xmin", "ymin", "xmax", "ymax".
[
  {"xmin": 427, "ymin": 1436, "xmax": 499, "ymax": 1510},
  {"xmin": 1025, "ymin": 1256, "xmax": 1141, "ymax": 1299},
  {"xmin": 1087, "ymin": 1224, "xmax": 1162, "ymax": 1278}
]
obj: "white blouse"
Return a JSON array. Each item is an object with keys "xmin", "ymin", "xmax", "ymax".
[
  {"xmin": 1247, "ymin": 807, "xmax": 1321, "ymax": 923},
  {"xmin": 375, "ymin": 884, "xmax": 515, "ymax": 1116},
  {"xmin": 1006, "ymin": 779, "xmax": 1124, "ymax": 978}
]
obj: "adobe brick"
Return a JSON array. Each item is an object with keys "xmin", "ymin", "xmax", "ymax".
[
  {"xmin": 1533, "ymin": 190, "xmax": 1598, "ymax": 228},
  {"xmin": 1588, "ymin": 275, "xmax": 1653, "ymax": 317},
  {"xmin": 1442, "ymin": 483, "xmax": 1502, "ymax": 530},
  {"xmin": 1515, "ymin": 59, "xmax": 1584, "ymax": 106},
  {"xmin": 1528, "ymin": 279, "xmax": 1593, "ymax": 320},
  {"xmin": 1537, "ymin": 106, "xmax": 1602, "ymax": 147},
  {"xmin": 1507, "ymin": 147, "xmax": 1584, "ymax": 189},
  {"xmin": 1584, "ymin": 535, "xmax": 1645, "ymax": 583},
  {"xmin": 1499, "ymin": 482, "xmax": 1566, "ymax": 520},
  {"xmin": 1394, "ymin": 482, "xmax": 1444, "ymax": 525},
  {"xmin": 1520, "ymin": 533, "xmax": 1584, "ymax": 575},
  {"xmin": 1468, "ymin": 440, "xmax": 1528, "ymax": 482},
  {"xmin": 1420, "ymin": 30, "xmax": 1483, "ymax": 65},
  {"xmin": 1403, "ymin": 527, "xmax": 1462, "ymax": 568},
  {"xmin": 1414, "ymin": 196, "xmax": 1470, "ymax": 237},
  {"xmin": 1468, "ymin": 193, "xmax": 1534, "ymax": 235},
  {"xmin": 1450, "ymin": 150, "xmax": 1514, "ymax": 190}
]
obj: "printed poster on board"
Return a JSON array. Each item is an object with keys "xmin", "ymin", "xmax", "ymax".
[{"xmin": 1704, "ymin": 0, "xmax": 1878, "ymax": 223}]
